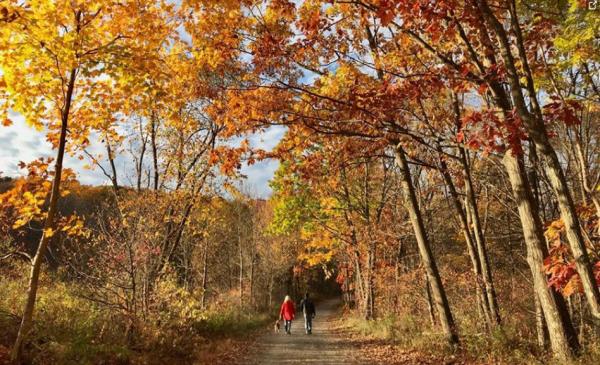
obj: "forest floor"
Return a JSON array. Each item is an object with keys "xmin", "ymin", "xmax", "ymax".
[
  {"xmin": 243, "ymin": 299, "xmax": 458, "ymax": 365},
  {"xmin": 245, "ymin": 298, "xmax": 357, "ymax": 364}
]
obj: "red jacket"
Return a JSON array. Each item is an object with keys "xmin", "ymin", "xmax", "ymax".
[{"xmin": 279, "ymin": 300, "xmax": 295, "ymax": 320}]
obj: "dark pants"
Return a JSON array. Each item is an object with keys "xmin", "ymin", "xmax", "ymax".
[
  {"xmin": 304, "ymin": 314, "xmax": 313, "ymax": 333},
  {"xmin": 284, "ymin": 319, "xmax": 292, "ymax": 333}
]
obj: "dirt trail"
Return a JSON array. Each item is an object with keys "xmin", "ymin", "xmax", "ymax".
[{"xmin": 247, "ymin": 298, "xmax": 360, "ymax": 364}]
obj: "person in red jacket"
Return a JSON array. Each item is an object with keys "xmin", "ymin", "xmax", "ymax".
[{"xmin": 279, "ymin": 295, "xmax": 296, "ymax": 334}]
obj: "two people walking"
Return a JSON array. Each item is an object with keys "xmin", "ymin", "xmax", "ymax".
[{"xmin": 279, "ymin": 293, "xmax": 316, "ymax": 335}]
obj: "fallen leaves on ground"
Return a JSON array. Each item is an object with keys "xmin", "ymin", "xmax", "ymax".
[
  {"xmin": 194, "ymin": 334, "xmax": 260, "ymax": 365},
  {"xmin": 334, "ymin": 320, "xmax": 472, "ymax": 365}
]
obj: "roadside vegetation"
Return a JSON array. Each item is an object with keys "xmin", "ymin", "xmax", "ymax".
[{"xmin": 1, "ymin": 1, "xmax": 600, "ymax": 364}]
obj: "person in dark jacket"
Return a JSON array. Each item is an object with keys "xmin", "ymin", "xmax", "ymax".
[{"xmin": 299, "ymin": 292, "xmax": 316, "ymax": 334}]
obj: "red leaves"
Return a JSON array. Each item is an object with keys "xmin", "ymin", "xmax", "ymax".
[
  {"xmin": 299, "ymin": 8, "xmax": 321, "ymax": 34},
  {"xmin": 543, "ymin": 97, "xmax": 582, "ymax": 128},
  {"xmin": 457, "ymin": 108, "xmax": 527, "ymax": 155},
  {"xmin": 543, "ymin": 206, "xmax": 600, "ymax": 297},
  {"xmin": 375, "ymin": 0, "xmax": 397, "ymax": 26},
  {"xmin": 545, "ymin": 253, "xmax": 579, "ymax": 295},
  {"xmin": 543, "ymin": 243, "xmax": 590, "ymax": 297},
  {"xmin": 210, "ymin": 146, "xmax": 244, "ymax": 176}
]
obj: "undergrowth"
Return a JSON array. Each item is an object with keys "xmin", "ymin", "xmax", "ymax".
[
  {"xmin": 343, "ymin": 310, "xmax": 600, "ymax": 365},
  {"xmin": 0, "ymin": 265, "xmax": 270, "ymax": 365}
]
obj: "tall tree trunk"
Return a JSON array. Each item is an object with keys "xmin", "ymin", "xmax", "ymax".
[
  {"xmin": 502, "ymin": 149, "xmax": 579, "ymax": 360},
  {"xmin": 105, "ymin": 139, "xmax": 118, "ymax": 192},
  {"xmin": 574, "ymin": 138, "xmax": 600, "ymax": 235},
  {"xmin": 452, "ymin": 94, "xmax": 501, "ymax": 325},
  {"xmin": 268, "ymin": 272, "xmax": 274, "ymax": 309},
  {"xmin": 394, "ymin": 144, "xmax": 459, "ymax": 345},
  {"xmin": 364, "ymin": 243, "xmax": 375, "ymax": 320},
  {"xmin": 352, "ymin": 250, "xmax": 366, "ymax": 315},
  {"xmin": 459, "ymin": 147, "xmax": 501, "ymax": 325},
  {"xmin": 11, "ymin": 65, "xmax": 79, "ymax": 364},
  {"xmin": 476, "ymin": 0, "xmax": 600, "ymax": 321},
  {"xmin": 150, "ymin": 112, "xmax": 159, "ymax": 191},
  {"xmin": 201, "ymin": 242, "xmax": 208, "ymax": 309},
  {"xmin": 239, "ymin": 234, "xmax": 244, "ymax": 309},
  {"xmin": 436, "ymin": 148, "xmax": 493, "ymax": 327},
  {"xmin": 135, "ymin": 117, "xmax": 147, "ymax": 192},
  {"xmin": 425, "ymin": 274, "xmax": 437, "ymax": 327},
  {"xmin": 535, "ymin": 293, "xmax": 550, "ymax": 349},
  {"xmin": 249, "ymin": 254, "xmax": 255, "ymax": 309}
]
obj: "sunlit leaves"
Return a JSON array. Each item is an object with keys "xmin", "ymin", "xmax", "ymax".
[
  {"xmin": 544, "ymin": 204, "xmax": 600, "ymax": 297},
  {"xmin": 0, "ymin": 159, "xmax": 85, "ymax": 238}
]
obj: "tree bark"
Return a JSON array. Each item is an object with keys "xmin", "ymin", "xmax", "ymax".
[
  {"xmin": 11, "ymin": 65, "xmax": 78, "ymax": 364},
  {"xmin": 201, "ymin": 241, "xmax": 208, "ymax": 309},
  {"xmin": 135, "ymin": 117, "xmax": 147, "ymax": 192},
  {"xmin": 436, "ymin": 149, "xmax": 492, "ymax": 327},
  {"xmin": 535, "ymin": 293, "xmax": 550, "ymax": 349},
  {"xmin": 394, "ymin": 144, "xmax": 459, "ymax": 345},
  {"xmin": 574, "ymin": 138, "xmax": 600, "ymax": 235},
  {"xmin": 502, "ymin": 149, "xmax": 579, "ymax": 360},
  {"xmin": 476, "ymin": 0, "xmax": 600, "ymax": 321},
  {"xmin": 425, "ymin": 274, "xmax": 437, "ymax": 327},
  {"xmin": 459, "ymin": 147, "xmax": 501, "ymax": 325},
  {"xmin": 249, "ymin": 252, "xmax": 255, "ymax": 309},
  {"xmin": 239, "ymin": 237, "xmax": 244, "ymax": 309},
  {"xmin": 451, "ymin": 94, "xmax": 501, "ymax": 325},
  {"xmin": 105, "ymin": 138, "xmax": 118, "ymax": 192},
  {"xmin": 364, "ymin": 243, "xmax": 375, "ymax": 320},
  {"xmin": 268, "ymin": 272, "xmax": 274, "ymax": 309},
  {"xmin": 150, "ymin": 112, "xmax": 159, "ymax": 191}
]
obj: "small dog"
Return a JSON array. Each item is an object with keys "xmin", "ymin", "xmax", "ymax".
[{"xmin": 274, "ymin": 319, "xmax": 281, "ymax": 333}]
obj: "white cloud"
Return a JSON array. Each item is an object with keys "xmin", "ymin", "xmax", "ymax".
[
  {"xmin": 1, "ymin": 113, "xmax": 122, "ymax": 186},
  {"xmin": 237, "ymin": 125, "xmax": 286, "ymax": 197},
  {"xmin": 0, "ymin": 116, "xmax": 286, "ymax": 197}
]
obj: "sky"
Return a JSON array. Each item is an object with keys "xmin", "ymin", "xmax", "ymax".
[
  {"xmin": 0, "ymin": 1, "xmax": 296, "ymax": 198},
  {"xmin": 0, "ymin": 112, "xmax": 285, "ymax": 198}
]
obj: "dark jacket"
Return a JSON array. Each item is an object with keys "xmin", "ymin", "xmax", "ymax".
[{"xmin": 300, "ymin": 298, "xmax": 316, "ymax": 316}]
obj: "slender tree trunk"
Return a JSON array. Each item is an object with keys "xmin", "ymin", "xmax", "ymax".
[
  {"xmin": 364, "ymin": 243, "xmax": 375, "ymax": 320},
  {"xmin": 437, "ymin": 149, "xmax": 492, "ymax": 327},
  {"xmin": 476, "ymin": 0, "xmax": 600, "ymax": 321},
  {"xmin": 535, "ymin": 293, "xmax": 550, "ymax": 349},
  {"xmin": 150, "ymin": 112, "xmax": 159, "ymax": 191},
  {"xmin": 105, "ymin": 139, "xmax": 118, "ymax": 192},
  {"xmin": 249, "ymin": 254, "xmax": 255, "ymax": 309},
  {"xmin": 394, "ymin": 144, "xmax": 459, "ymax": 345},
  {"xmin": 425, "ymin": 274, "xmax": 437, "ymax": 327},
  {"xmin": 352, "ymin": 250, "xmax": 366, "ymax": 314},
  {"xmin": 239, "ymin": 234, "xmax": 244, "ymax": 309},
  {"xmin": 574, "ymin": 138, "xmax": 600, "ymax": 235},
  {"xmin": 451, "ymin": 94, "xmax": 501, "ymax": 325},
  {"xmin": 528, "ymin": 144, "xmax": 551, "ymax": 351},
  {"xmin": 533, "ymin": 132, "xmax": 600, "ymax": 320},
  {"xmin": 11, "ymin": 66, "xmax": 78, "ymax": 364},
  {"xmin": 201, "ymin": 242, "xmax": 208, "ymax": 309},
  {"xmin": 135, "ymin": 117, "xmax": 147, "ymax": 192},
  {"xmin": 459, "ymin": 148, "xmax": 501, "ymax": 325},
  {"xmin": 502, "ymin": 149, "xmax": 579, "ymax": 360},
  {"xmin": 268, "ymin": 272, "xmax": 274, "ymax": 309}
]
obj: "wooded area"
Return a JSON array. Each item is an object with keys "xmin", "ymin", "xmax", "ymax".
[{"xmin": 1, "ymin": 0, "xmax": 599, "ymax": 364}]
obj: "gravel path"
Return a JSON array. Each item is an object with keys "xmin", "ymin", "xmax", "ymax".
[{"xmin": 248, "ymin": 298, "xmax": 360, "ymax": 364}]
